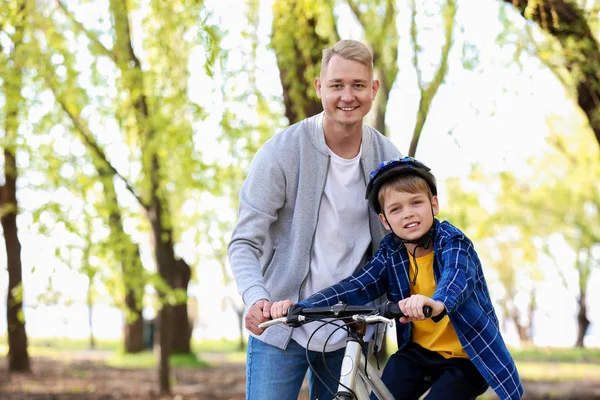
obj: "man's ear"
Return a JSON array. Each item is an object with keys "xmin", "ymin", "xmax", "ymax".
[
  {"xmin": 431, "ymin": 196, "xmax": 439, "ymax": 216},
  {"xmin": 372, "ymin": 79, "xmax": 380, "ymax": 98},
  {"xmin": 314, "ymin": 77, "xmax": 322, "ymax": 99},
  {"xmin": 378, "ymin": 212, "xmax": 391, "ymax": 231}
]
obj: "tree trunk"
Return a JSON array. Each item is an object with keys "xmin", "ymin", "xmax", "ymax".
[
  {"xmin": 346, "ymin": 0, "xmax": 399, "ymax": 138},
  {"xmin": 95, "ymin": 163, "xmax": 146, "ymax": 353},
  {"xmin": 273, "ymin": 40, "xmax": 324, "ymax": 125},
  {"xmin": 271, "ymin": 0, "xmax": 336, "ymax": 124},
  {"xmin": 87, "ymin": 280, "xmax": 95, "ymax": 350},
  {"xmin": 108, "ymin": 0, "xmax": 191, "ymax": 390},
  {"xmin": 575, "ymin": 293, "xmax": 590, "ymax": 348},
  {"xmin": 509, "ymin": 288, "xmax": 533, "ymax": 345},
  {"xmin": 147, "ymin": 189, "xmax": 175, "ymax": 393},
  {"xmin": 512, "ymin": 314, "xmax": 532, "ymax": 344},
  {"xmin": 372, "ymin": 74, "xmax": 389, "ymax": 136},
  {"xmin": 2, "ymin": 0, "xmax": 30, "ymax": 371},
  {"xmin": 503, "ymin": 0, "xmax": 600, "ymax": 149},
  {"xmin": 2, "ymin": 150, "xmax": 30, "ymax": 373},
  {"xmin": 171, "ymin": 259, "xmax": 192, "ymax": 354},
  {"xmin": 408, "ymin": 0, "xmax": 456, "ymax": 157},
  {"xmin": 158, "ymin": 305, "xmax": 172, "ymax": 393},
  {"xmin": 123, "ymin": 289, "xmax": 144, "ymax": 353},
  {"xmin": 526, "ymin": 287, "xmax": 536, "ymax": 346},
  {"xmin": 237, "ymin": 308, "xmax": 245, "ymax": 351}
]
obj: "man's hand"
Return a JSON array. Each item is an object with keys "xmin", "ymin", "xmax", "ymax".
[
  {"xmin": 398, "ymin": 294, "xmax": 445, "ymax": 324},
  {"xmin": 270, "ymin": 300, "xmax": 295, "ymax": 319},
  {"xmin": 245, "ymin": 299, "xmax": 272, "ymax": 335}
]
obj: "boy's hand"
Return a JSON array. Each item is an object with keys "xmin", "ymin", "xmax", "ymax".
[
  {"xmin": 270, "ymin": 299, "xmax": 295, "ymax": 319},
  {"xmin": 398, "ymin": 295, "xmax": 445, "ymax": 324}
]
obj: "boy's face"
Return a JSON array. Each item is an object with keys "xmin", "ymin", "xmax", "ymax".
[{"xmin": 378, "ymin": 190, "xmax": 439, "ymax": 241}]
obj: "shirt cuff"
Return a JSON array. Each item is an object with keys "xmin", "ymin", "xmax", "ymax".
[
  {"xmin": 431, "ymin": 307, "xmax": 447, "ymax": 323},
  {"xmin": 243, "ymin": 285, "xmax": 271, "ymax": 307}
]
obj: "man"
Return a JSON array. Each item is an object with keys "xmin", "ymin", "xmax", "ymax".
[{"xmin": 228, "ymin": 39, "xmax": 401, "ymax": 399}]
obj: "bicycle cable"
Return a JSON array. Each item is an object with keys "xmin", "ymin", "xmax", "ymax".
[
  {"xmin": 321, "ymin": 319, "xmax": 366, "ymax": 399},
  {"xmin": 316, "ymin": 312, "xmax": 389, "ymax": 398},
  {"xmin": 304, "ymin": 317, "xmax": 356, "ymax": 399}
]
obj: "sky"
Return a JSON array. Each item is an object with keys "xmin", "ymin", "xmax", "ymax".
[{"xmin": 0, "ymin": 0, "xmax": 598, "ymax": 348}]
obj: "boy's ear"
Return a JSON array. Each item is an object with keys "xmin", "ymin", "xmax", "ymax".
[
  {"xmin": 378, "ymin": 212, "xmax": 391, "ymax": 231},
  {"xmin": 431, "ymin": 196, "xmax": 439, "ymax": 216}
]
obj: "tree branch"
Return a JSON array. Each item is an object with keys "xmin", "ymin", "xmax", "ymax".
[
  {"xmin": 55, "ymin": 0, "xmax": 117, "ymax": 64},
  {"xmin": 39, "ymin": 49, "xmax": 147, "ymax": 209},
  {"xmin": 502, "ymin": 0, "xmax": 600, "ymax": 149},
  {"xmin": 58, "ymin": 97, "xmax": 147, "ymax": 209},
  {"xmin": 408, "ymin": 0, "xmax": 456, "ymax": 156},
  {"xmin": 409, "ymin": 0, "xmax": 424, "ymax": 90},
  {"xmin": 346, "ymin": 0, "xmax": 365, "ymax": 27},
  {"xmin": 523, "ymin": 24, "xmax": 571, "ymax": 92}
]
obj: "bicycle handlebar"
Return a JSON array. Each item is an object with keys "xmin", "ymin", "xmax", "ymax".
[{"xmin": 258, "ymin": 301, "xmax": 432, "ymax": 329}]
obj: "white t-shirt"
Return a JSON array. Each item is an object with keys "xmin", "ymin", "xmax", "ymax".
[{"xmin": 292, "ymin": 145, "xmax": 371, "ymax": 352}]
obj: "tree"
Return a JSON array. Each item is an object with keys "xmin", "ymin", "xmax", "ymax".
[
  {"xmin": 217, "ymin": 0, "xmax": 288, "ymax": 349},
  {"xmin": 502, "ymin": 0, "xmax": 600, "ymax": 149},
  {"xmin": 32, "ymin": 7, "xmax": 147, "ymax": 354},
  {"xmin": 270, "ymin": 0, "xmax": 457, "ymax": 151},
  {"xmin": 453, "ymin": 119, "xmax": 599, "ymax": 348},
  {"xmin": 271, "ymin": 0, "xmax": 338, "ymax": 124},
  {"xmin": 28, "ymin": 0, "xmax": 219, "ymax": 393},
  {"xmin": 484, "ymin": 174, "xmax": 541, "ymax": 345},
  {"xmin": 346, "ymin": 0, "xmax": 399, "ymax": 135},
  {"xmin": 0, "ymin": 0, "xmax": 30, "ymax": 373},
  {"xmin": 442, "ymin": 174, "xmax": 539, "ymax": 345},
  {"xmin": 524, "ymin": 127, "xmax": 599, "ymax": 347},
  {"xmin": 407, "ymin": 0, "xmax": 456, "ymax": 156}
]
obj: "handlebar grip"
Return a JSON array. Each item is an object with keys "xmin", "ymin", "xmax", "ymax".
[
  {"xmin": 258, "ymin": 317, "xmax": 287, "ymax": 329},
  {"xmin": 383, "ymin": 302, "xmax": 432, "ymax": 319},
  {"xmin": 423, "ymin": 306, "xmax": 432, "ymax": 318}
]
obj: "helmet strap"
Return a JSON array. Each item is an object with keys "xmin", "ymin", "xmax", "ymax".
[{"xmin": 383, "ymin": 207, "xmax": 435, "ymax": 286}]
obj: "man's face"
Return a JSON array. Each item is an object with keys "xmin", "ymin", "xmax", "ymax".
[{"xmin": 315, "ymin": 55, "xmax": 379, "ymax": 128}]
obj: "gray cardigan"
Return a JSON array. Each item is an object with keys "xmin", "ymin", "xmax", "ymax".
[{"xmin": 228, "ymin": 112, "xmax": 401, "ymax": 349}]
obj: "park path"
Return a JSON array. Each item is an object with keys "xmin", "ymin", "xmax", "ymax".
[{"xmin": 1, "ymin": 352, "xmax": 600, "ymax": 399}]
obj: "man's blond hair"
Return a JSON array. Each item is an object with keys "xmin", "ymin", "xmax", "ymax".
[{"xmin": 320, "ymin": 40, "xmax": 374, "ymax": 77}]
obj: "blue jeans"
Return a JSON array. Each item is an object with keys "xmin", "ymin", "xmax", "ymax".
[{"xmin": 246, "ymin": 336, "xmax": 346, "ymax": 400}]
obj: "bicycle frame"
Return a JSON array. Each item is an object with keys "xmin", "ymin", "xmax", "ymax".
[{"xmin": 335, "ymin": 331, "xmax": 394, "ymax": 400}]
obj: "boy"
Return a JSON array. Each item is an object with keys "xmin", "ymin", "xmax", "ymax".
[{"xmin": 270, "ymin": 157, "xmax": 523, "ymax": 400}]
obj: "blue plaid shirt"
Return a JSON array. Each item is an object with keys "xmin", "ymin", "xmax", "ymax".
[{"xmin": 297, "ymin": 219, "xmax": 523, "ymax": 400}]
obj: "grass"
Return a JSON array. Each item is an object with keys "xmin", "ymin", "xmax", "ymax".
[
  {"xmin": 516, "ymin": 360, "xmax": 600, "ymax": 382},
  {"xmin": 510, "ymin": 346, "xmax": 600, "ymax": 363},
  {"xmin": 509, "ymin": 347, "xmax": 600, "ymax": 383},
  {"xmin": 106, "ymin": 350, "xmax": 210, "ymax": 369},
  {"xmin": 3, "ymin": 336, "xmax": 600, "ymax": 381},
  {"xmin": 0, "ymin": 337, "xmax": 242, "ymax": 368},
  {"xmin": 193, "ymin": 338, "xmax": 247, "ymax": 363},
  {"xmin": 0, "ymin": 336, "xmax": 121, "ymax": 352},
  {"xmin": 193, "ymin": 338, "xmax": 245, "ymax": 353}
]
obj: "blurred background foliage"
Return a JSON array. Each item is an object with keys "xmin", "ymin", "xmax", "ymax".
[{"xmin": 0, "ymin": 0, "xmax": 599, "ymax": 395}]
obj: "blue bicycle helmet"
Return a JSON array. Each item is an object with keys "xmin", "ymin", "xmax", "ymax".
[{"xmin": 365, "ymin": 157, "xmax": 437, "ymax": 215}]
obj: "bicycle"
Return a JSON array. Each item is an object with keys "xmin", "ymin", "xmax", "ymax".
[{"xmin": 258, "ymin": 301, "xmax": 432, "ymax": 400}]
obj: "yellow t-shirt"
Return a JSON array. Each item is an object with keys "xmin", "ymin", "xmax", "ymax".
[{"xmin": 409, "ymin": 251, "xmax": 468, "ymax": 359}]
